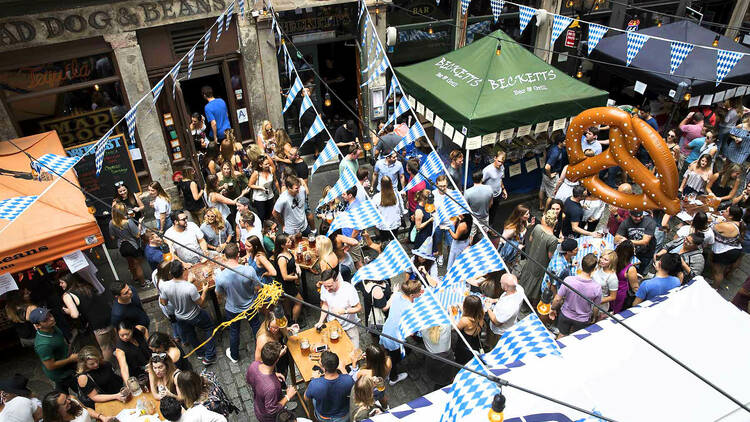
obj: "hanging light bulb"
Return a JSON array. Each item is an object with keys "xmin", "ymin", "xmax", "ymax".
[
  {"xmin": 735, "ymin": 35, "xmax": 741, "ymax": 43},
  {"xmin": 576, "ymin": 66, "xmax": 583, "ymax": 78},
  {"xmin": 566, "ymin": 0, "xmax": 575, "ymax": 7},
  {"xmin": 488, "ymin": 393, "xmax": 506, "ymax": 422},
  {"xmin": 683, "ymin": 92, "xmax": 691, "ymax": 102},
  {"xmin": 712, "ymin": 35, "xmax": 720, "ymax": 47},
  {"xmin": 593, "ymin": 4, "xmax": 599, "ymax": 10},
  {"xmin": 570, "ymin": 16, "xmax": 581, "ymax": 29},
  {"xmin": 427, "ymin": 25, "xmax": 433, "ymax": 35},
  {"xmin": 375, "ymin": 7, "xmax": 379, "ymax": 14},
  {"xmin": 495, "ymin": 44, "xmax": 502, "ymax": 56},
  {"xmin": 324, "ymin": 92, "xmax": 332, "ymax": 107},
  {"xmin": 656, "ymin": 19, "xmax": 662, "ymax": 27}
]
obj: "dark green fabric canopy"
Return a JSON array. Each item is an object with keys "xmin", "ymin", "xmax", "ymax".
[{"xmin": 395, "ymin": 30, "xmax": 608, "ymax": 137}]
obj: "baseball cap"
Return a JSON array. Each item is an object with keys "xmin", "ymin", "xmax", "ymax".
[
  {"xmin": 561, "ymin": 238, "xmax": 578, "ymax": 252},
  {"xmin": 28, "ymin": 307, "xmax": 50, "ymax": 324},
  {"xmin": 237, "ymin": 197, "xmax": 250, "ymax": 206},
  {"xmin": 630, "ymin": 210, "xmax": 644, "ymax": 217}
]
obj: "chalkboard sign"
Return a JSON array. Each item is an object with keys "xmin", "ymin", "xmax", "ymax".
[{"xmin": 65, "ymin": 134, "xmax": 140, "ymax": 216}]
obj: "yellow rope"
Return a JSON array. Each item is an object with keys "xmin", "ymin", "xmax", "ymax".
[{"xmin": 183, "ymin": 282, "xmax": 285, "ymax": 358}]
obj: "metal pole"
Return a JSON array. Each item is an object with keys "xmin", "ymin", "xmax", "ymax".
[
  {"xmin": 464, "ymin": 148, "xmax": 470, "ymax": 191},
  {"xmin": 101, "ymin": 244, "xmax": 120, "ymax": 281}
]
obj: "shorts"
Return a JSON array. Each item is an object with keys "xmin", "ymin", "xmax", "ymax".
[
  {"xmin": 349, "ymin": 242, "xmax": 365, "ymax": 264},
  {"xmin": 713, "ymin": 248, "xmax": 742, "ymax": 265},
  {"xmin": 541, "ymin": 173, "xmax": 558, "ymax": 198},
  {"xmin": 119, "ymin": 241, "xmax": 142, "ymax": 258},
  {"xmin": 557, "ymin": 313, "xmax": 590, "ymax": 335}
]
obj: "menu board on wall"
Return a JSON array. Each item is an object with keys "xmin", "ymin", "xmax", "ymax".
[{"xmin": 65, "ymin": 134, "xmax": 140, "ymax": 216}]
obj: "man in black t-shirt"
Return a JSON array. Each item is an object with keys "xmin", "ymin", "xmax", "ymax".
[
  {"xmin": 562, "ymin": 186, "xmax": 603, "ymax": 238},
  {"xmin": 615, "ymin": 210, "xmax": 657, "ymax": 273},
  {"xmin": 334, "ymin": 120, "xmax": 357, "ymax": 147}
]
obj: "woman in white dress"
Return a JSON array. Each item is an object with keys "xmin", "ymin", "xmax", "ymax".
[{"xmin": 553, "ymin": 165, "xmax": 579, "ymax": 202}]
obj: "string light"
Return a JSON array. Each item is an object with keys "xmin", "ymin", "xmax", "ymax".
[
  {"xmin": 488, "ymin": 393, "xmax": 506, "ymax": 422},
  {"xmin": 566, "ymin": 0, "xmax": 575, "ymax": 7},
  {"xmin": 569, "ymin": 17, "xmax": 581, "ymax": 29},
  {"xmin": 576, "ymin": 66, "xmax": 583, "ymax": 78},
  {"xmin": 712, "ymin": 35, "xmax": 720, "ymax": 47},
  {"xmin": 656, "ymin": 19, "xmax": 662, "ymax": 27},
  {"xmin": 324, "ymin": 92, "xmax": 332, "ymax": 107},
  {"xmin": 427, "ymin": 25, "xmax": 433, "ymax": 35},
  {"xmin": 735, "ymin": 35, "xmax": 741, "ymax": 43},
  {"xmin": 496, "ymin": 44, "xmax": 502, "ymax": 55},
  {"xmin": 683, "ymin": 92, "xmax": 691, "ymax": 101}
]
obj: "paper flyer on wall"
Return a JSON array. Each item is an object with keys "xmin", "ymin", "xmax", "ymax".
[
  {"xmin": 525, "ymin": 158, "xmax": 539, "ymax": 172},
  {"xmin": 453, "ymin": 131, "xmax": 465, "ymax": 147},
  {"xmin": 534, "ymin": 121, "xmax": 549, "ymax": 133},
  {"xmin": 63, "ymin": 250, "xmax": 89, "ymax": 273},
  {"xmin": 416, "ymin": 102, "xmax": 425, "ymax": 115},
  {"xmin": 443, "ymin": 122, "xmax": 455, "ymax": 139},
  {"xmin": 508, "ymin": 163, "xmax": 522, "ymax": 177},
  {"xmin": 499, "ymin": 128, "xmax": 515, "ymax": 141},
  {"xmin": 465, "ymin": 136, "xmax": 482, "ymax": 150},
  {"xmin": 433, "ymin": 115, "xmax": 444, "ymax": 132},
  {"xmin": 552, "ymin": 118, "xmax": 567, "ymax": 132},
  {"xmin": 482, "ymin": 133, "xmax": 497, "ymax": 146},
  {"xmin": 0, "ymin": 273, "xmax": 18, "ymax": 296},
  {"xmin": 425, "ymin": 108, "xmax": 434, "ymax": 122},
  {"xmin": 516, "ymin": 125, "xmax": 532, "ymax": 137}
]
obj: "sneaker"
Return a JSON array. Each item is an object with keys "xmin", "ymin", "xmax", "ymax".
[
  {"xmin": 437, "ymin": 255, "xmax": 444, "ymax": 266},
  {"xmin": 389, "ymin": 372, "xmax": 408, "ymax": 385},
  {"xmin": 201, "ymin": 357, "xmax": 217, "ymax": 366},
  {"xmin": 225, "ymin": 348, "xmax": 238, "ymax": 364},
  {"xmin": 285, "ymin": 402, "xmax": 298, "ymax": 411}
]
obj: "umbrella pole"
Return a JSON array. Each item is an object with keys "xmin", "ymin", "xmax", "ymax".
[
  {"xmin": 464, "ymin": 147, "xmax": 470, "ymax": 191},
  {"xmin": 101, "ymin": 244, "xmax": 120, "ymax": 281}
]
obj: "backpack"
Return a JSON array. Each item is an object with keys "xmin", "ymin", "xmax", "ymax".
[{"xmin": 199, "ymin": 370, "xmax": 239, "ymax": 417}]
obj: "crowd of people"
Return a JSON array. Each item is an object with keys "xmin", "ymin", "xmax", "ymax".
[{"xmin": 3, "ymin": 91, "xmax": 750, "ymax": 422}]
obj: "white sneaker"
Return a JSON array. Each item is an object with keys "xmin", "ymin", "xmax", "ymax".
[
  {"xmin": 225, "ymin": 348, "xmax": 238, "ymax": 364},
  {"xmin": 389, "ymin": 372, "xmax": 408, "ymax": 385},
  {"xmin": 437, "ymin": 255, "xmax": 444, "ymax": 266}
]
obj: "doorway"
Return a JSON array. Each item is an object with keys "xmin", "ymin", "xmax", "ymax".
[{"xmin": 180, "ymin": 69, "xmax": 228, "ymax": 135}]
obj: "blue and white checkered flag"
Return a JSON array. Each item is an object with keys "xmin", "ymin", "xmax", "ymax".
[
  {"xmin": 381, "ymin": 96, "xmax": 410, "ymax": 131},
  {"xmin": 286, "ymin": 55, "xmax": 294, "ymax": 80},
  {"xmin": 299, "ymin": 94, "xmax": 313, "ymax": 121},
  {"xmin": 31, "ymin": 153, "xmax": 79, "ymax": 179},
  {"xmin": 238, "ymin": 0, "xmax": 245, "ymax": 16},
  {"xmin": 716, "ymin": 49, "xmax": 744, "ymax": 85},
  {"xmin": 202, "ymin": 31, "xmax": 211, "ymax": 61},
  {"xmin": 403, "ymin": 151, "xmax": 444, "ymax": 192},
  {"xmin": 170, "ymin": 59, "xmax": 182, "ymax": 99},
  {"xmin": 125, "ymin": 106, "xmax": 138, "ymax": 143},
  {"xmin": 361, "ymin": 58, "xmax": 388, "ymax": 87},
  {"xmin": 352, "ymin": 239, "xmax": 411, "ymax": 284},
  {"xmin": 224, "ymin": 1, "xmax": 234, "ymax": 33},
  {"xmin": 550, "ymin": 15, "xmax": 573, "ymax": 47},
  {"xmin": 587, "ymin": 23, "xmax": 607, "ymax": 55},
  {"xmin": 394, "ymin": 122, "xmax": 426, "ymax": 151},
  {"xmin": 669, "ymin": 41, "xmax": 693, "ymax": 75},
  {"xmin": 434, "ymin": 189, "xmax": 471, "ymax": 228},
  {"xmin": 187, "ymin": 46, "xmax": 196, "ymax": 80},
  {"xmin": 385, "ymin": 77, "xmax": 399, "ymax": 111},
  {"xmin": 216, "ymin": 13, "xmax": 225, "ymax": 42},
  {"xmin": 0, "ymin": 196, "xmax": 38, "ymax": 221},
  {"xmin": 327, "ymin": 198, "xmax": 384, "ymax": 235},
  {"xmin": 518, "ymin": 5, "xmax": 535, "ymax": 34},
  {"xmin": 490, "ymin": 0, "xmax": 504, "ymax": 21},
  {"xmin": 625, "ymin": 31, "xmax": 648, "ymax": 66},
  {"xmin": 283, "ymin": 76, "xmax": 303, "ymax": 113},
  {"xmin": 362, "ymin": 17, "xmax": 368, "ymax": 48},
  {"xmin": 311, "ymin": 138, "xmax": 341, "ymax": 176},
  {"xmin": 94, "ymin": 128, "xmax": 114, "ymax": 176},
  {"xmin": 460, "ymin": 0, "xmax": 470, "ymax": 15},
  {"xmin": 440, "ymin": 314, "xmax": 560, "ymax": 422},
  {"xmin": 443, "ymin": 237, "xmax": 506, "ymax": 287},
  {"xmin": 150, "ymin": 78, "xmax": 165, "ymax": 106},
  {"xmin": 436, "ymin": 285, "xmax": 466, "ymax": 309},
  {"xmin": 398, "ymin": 288, "xmax": 451, "ymax": 340},
  {"xmin": 321, "ymin": 166, "xmax": 358, "ymax": 207},
  {"xmin": 301, "ymin": 115, "xmax": 325, "ymax": 146}
]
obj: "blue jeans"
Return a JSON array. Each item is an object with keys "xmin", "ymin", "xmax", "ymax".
[
  {"xmin": 178, "ymin": 309, "xmax": 216, "ymax": 360},
  {"xmin": 432, "ymin": 227, "xmax": 453, "ymax": 254},
  {"xmin": 312, "ymin": 399, "xmax": 350, "ymax": 422},
  {"xmin": 225, "ymin": 309, "xmax": 261, "ymax": 360}
]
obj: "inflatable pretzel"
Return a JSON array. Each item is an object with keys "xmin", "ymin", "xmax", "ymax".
[{"xmin": 565, "ymin": 107, "xmax": 680, "ymax": 215}]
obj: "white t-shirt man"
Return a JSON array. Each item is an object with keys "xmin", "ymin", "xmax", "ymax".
[
  {"xmin": 0, "ymin": 396, "xmax": 41, "ymax": 422},
  {"xmin": 490, "ymin": 284, "xmax": 525, "ymax": 335},
  {"xmin": 238, "ymin": 211, "xmax": 263, "ymax": 243},
  {"xmin": 180, "ymin": 403, "xmax": 227, "ymax": 422},
  {"xmin": 320, "ymin": 281, "xmax": 360, "ymax": 331},
  {"xmin": 165, "ymin": 222, "xmax": 204, "ymax": 264}
]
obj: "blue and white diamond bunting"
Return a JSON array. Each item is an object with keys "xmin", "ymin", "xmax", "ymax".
[
  {"xmin": 283, "ymin": 76, "xmax": 303, "ymax": 113},
  {"xmin": 0, "ymin": 196, "xmax": 38, "ymax": 221},
  {"xmin": 550, "ymin": 15, "xmax": 573, "ymax": 47},
  {"xmin": 327, "ymin": 198, "xmax": 384, "ymax": 235},
  {"xmin": 587, "ymin": 23, "xmax": 607, "ymax": 55},
  {"xmin": 669, "ymin": 41, "xmax": 693, "ymax": 75},
  {"xmin": 170, "ymin": 59, "xmax": 182, "ymax": 99},
  {"xmin": 301, "ymin": 115, "xmax": 325, "ymax": 146},
  {"xmin": 625, "ymin": 31, "xmax": 648, "ymax": 66},
  {"xmin": 299, "ymin": 94, "xmax": 313, "ymax": 122},
  {"xmin": 490, "ymin": 0, "xmax": 504, "ymax": 22},
  {"xmin": 361, "ymin": 58, "xmax": 388, "ymax": 87},
  {"xmin": 403, "ymin": 151, "xmax": 444, "ymax": 192},
  {"xmin": 125, "ymin": 106, "xmax": 138, "ymax": 143},
  {"xmin": 94, "ymin": 128, "xmax": 114, "ymax": 176},
  {"xmin": 238, "ymin": 0, "xmax": 245, "ymax": 16},
  {"xmin": 398, "ymin": 289, "xmax": 450, "ymax": 340},
  {"xmin": 460, "ymin": 0, "xmax": 471, "ymax": 15},
  {"xmin": 215, "ymin": 12, "xmax": 225, "ymax": 42},
  {"xmin": 352, "ymin": 240, "xmax": 411, "ymax": 285},
  {"xmin": 382, "ymin": 96, "xmax": 410, "ymax": 130},
  {"xmin": 311, "ymin": 138, "xmax": 341, "ymax": 176},
  {"xmin": 518, "ymin": 5, "xmax": 535, "ymax": 34},
  {"xmin": 394, "ymin": 122, "xmax": 426, "ymax": 151},
  {"xmin": 716, "ymin": 49, "xmax": 744, "ymax": 85},
  {"xmin": 31, "ymin": 154, "xmax": 79, "ymax": 178},
  {"xmin": 321, "ymin": 166, "xmax": 358, "ymax": 206},
  {"xmin": 186, "ymin": 46, "xmax": 196, "ymax": 80},
  {"xmin": 224, "ymin": 1, "xmax": 234, "ymax": 33},
  {"xmin": 434, "ymin": 189, "xmax": 471, "ymax": 228},
  {"xmin": 442, "ymin": 237, "xmax": 505, "ymax": 287},
  {"xmin": 202, "ymin": 31, "xmax": 211, "ymax": 61}
]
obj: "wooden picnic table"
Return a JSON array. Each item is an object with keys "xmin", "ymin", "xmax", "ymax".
[
  {"xmin": 186, "ymin": 254, "xmax": 229, "ymax": 321},
  {"xmin": 95, "ymin": 393, "xmax": 163, "ymax": 419}
]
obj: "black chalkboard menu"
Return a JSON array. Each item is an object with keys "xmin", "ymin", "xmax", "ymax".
[{"xmin": 65, "ymin": 134, "xmax": 140, "ymax": 216}]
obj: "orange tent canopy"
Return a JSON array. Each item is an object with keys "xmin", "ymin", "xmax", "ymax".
[{"xmin": 0, "ymin": 131, "xmax": 103, "ymax": 274}]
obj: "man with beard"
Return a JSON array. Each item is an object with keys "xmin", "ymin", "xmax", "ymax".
[
  {"xmin": 41, "ymin": 391, "xmax": 114, "ymax": 422},
  {"xmin": 165, "ymin": 210, "xmax": 208, "ymax": 264}
]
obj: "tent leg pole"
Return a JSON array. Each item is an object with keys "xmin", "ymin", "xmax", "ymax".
[
  {"xmin": 102, "ymin": 244, "xmax": 120, "ymax": 281},
  {"xmin": 464, "ymin": 148, "xmax": 470, "ymax": 191}
]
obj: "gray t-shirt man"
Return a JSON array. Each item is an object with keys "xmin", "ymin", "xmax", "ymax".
[
  {"xmin": 482, "ymin": 164, "xmax": 505, "ymax": 197},
  {"xmin": 215, "ymin": 265, "xmax": 261, "ymax": 314},
  {"xmin": 375, "ymin": 132, "xmax": 401, "ymax": 157},
  {"xmin": 273, "ymin": 185, "xmax": 308, "ymax": 234},
  {"xmin": 465, "ymin": 183, "xmax": 493, "ymax": 219},
  {"xmin": 158, "ymin": 279, "xmax": 201, "ymax": 321}
]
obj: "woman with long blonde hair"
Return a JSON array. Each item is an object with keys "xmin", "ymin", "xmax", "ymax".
[
  {"xmin": 349, "ymin": 376, "xmax": 384, "ymax": 421},
  {"xmin": 76, "ymin": 346, "xmax": 124, "ymax": 407},
  {"xmin": 256, "ymin": 120, "xmax": 276, "ymax": 154},
  {"xmin": 147, "ymin": 352, "xmax": 179, "ymax": 400},
  {"xmin": 199, "ymin": 207, "xmax": 233, "ymax": 251},
  {"xmin": 499, "ymin": 204, "xmax": 531, "ymax": 268},
  {"xmin": 592, "ymin": 250, "xmax": 618, "ymax": 313},
  {"xmin": 707, "ymin": 163, "xmax": 742, "ymax": 206},
  {"xmin": 109, "ymin": 201, "xmax": 146, "ymax": 287}
]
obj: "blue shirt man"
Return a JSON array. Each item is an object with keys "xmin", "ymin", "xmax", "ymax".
[
  {"xmin": 305, "ymin": 351, "xmax": 355, "ymax": 420},
  {"xmin": 685, "ymin": 137, "xmax": 706, "ymax": 165},
  {"xmin": 633, "ymin": 253, "xmax": 682, "ymax": 305},
  {"xmin": 202, "ymin": 86, "xmax": 231, "ymax": 141}
]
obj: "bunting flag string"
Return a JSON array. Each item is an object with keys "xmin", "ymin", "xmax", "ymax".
[
  {"xmin": 625, "ymin": 31, "xmax": 648, "ymax": 66},
  {"xmin": 586, "ymin": 23, "xmax": 607, "ymax": 55},
  {"xmin": 442, "ymin": 237, "xmax": 506, "ymax": 287},
  {"xmin": 385, "ymin": 77, "xmax": 399, "ymax": 112},
  {"xmin": 402, "ymin": 151, "xmax": 444, "ymax": 192},
  {"xmin": 186, "ymin": 46, "xmax": 196, "ymax": 80},
  {"xmin": 490, "ymin": 0, "xmax": 504, "ymax": 22},
  {"xmin": 440, "ymin": 314, "xmax": 560, "ymax": 422},
  {"xmin": 394, "ymin": 121, "xmax": 426, "ymax": 151},
  {"xmin": 669, "ymin": 41, "xmax": 693, "ymax": 75},
  {"xmin": 351, "ymin": 240, "xmax": 412, "ymax": 285},
  {"xmin": 0, "ymin": 196, "xmax": 38, "ymax": 221},
  {"xmin": 381, "ymin": 96, "xmax": 410, "ymax": 131},
  {"xmin": 282, "ymin": 76, "xmax": 303, "ymax": 113},
  {"xmin": 398, "ymin": 289, "xmax": 451, "ymax": 340},
  {"xmin": 238, "ymin": 0, "xmax": 245, "ymax": 16},
  {"xmin": 460, "ymin": 0, "xmax": 471, "ymax": 15},
  {"xmin": 30, "ymin": 154, "xmax": 79, "ymax": 180},
  {"xmin": 320, "ymin": 166, "xmax": 358, "ymax": 206},
  {"xmin": 215, "ymin": 12, "xmax": 225, "ymax": 42},
  {"xmin": 203, "ymin": 31, "xmax": 211, "ymax": 62},
  {"xmin": 716, "ymin": 49, "xmax": 744, "ymax": 85},
  {"xmin": 301, "ymin": 115, "xmax": 325, "ymax": 146},
  {"xmin": 550, "ymin": 15, "xmax": 573, "ymax": 47},
  {"xmin": 358, "ymin": 0, "xmax": 365, "ymax": 22},
  {"xmin": 326, "ymin": 198, "xmax": 384, "ymax": 235},
  {"xmin": 299, "ymin": 94, "xmax": 313, "ymax": 122},
  {"xmin": 125, "ymin": 106, "xmax": 138, "ymax": 143},
  {"xmin": 311, "ymin": 138, "xmax": 341, "ymax": 175},
  {"xmin": 361, "ymin": 58, "xmax": 388, "ymax": 87},
  {"xmin": 170, "ymin": 59, "xmax": 183, "ymax": 99},
  {"xmin": 518, "ymin": 5, "xmax": 535, "ymax": 34},
  {"xmin": 224, "ymin": 1, "xmax": 234, "ymax": 33},
  {"xmin": 94, "ymin": 128, "xmax": 115, "ymax": 176},
  {"xmin": 149, "ymin": 78, "xmax": 165, "ymax": 111},
  {"xmin": 433, "ymin": 189, "xmax": 471, "ymax": 228},
  {"xmin": 362, "ymin": 17, "xmax": 368, "ymax": 49}
]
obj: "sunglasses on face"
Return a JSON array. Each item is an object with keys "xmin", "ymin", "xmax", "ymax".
[{"xmin": 178, "ymin": 216, "xmax": 188, "ymax": 221}]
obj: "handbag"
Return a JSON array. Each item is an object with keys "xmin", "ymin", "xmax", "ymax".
[{"xmin": 409, "ymin": 225, "xmax": 417, "ymax": 243}]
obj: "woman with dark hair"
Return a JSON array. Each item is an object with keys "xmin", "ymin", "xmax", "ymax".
[
  {"xmin": 60, "ymin": 273, "xmax": 114, "ymax": 361},
  {"xmin": 203, "ymin": 141, "xmax": 220, "ymax": 176},
  {"xmin": 176, "ymin": 166, "xmax": 206, "ymax": 224},
  {"xmin": 248, "ymin": 156, "xmax": 278, "ymax": 221},
  {"xmin": 707, "ymin": 163, "xmax": 742, "ymax": 208},
  {"xmin": 3, "ymin": 289, "xmax": 37, "ymax": 347},
  {"xmin": 146, "ymin": 181, "xmax": 172, "ymax": 232},
  {"xmin": 148, "ymin": 331, "xmax": 192, "ymax": 372},
  {"xmin": 274, "ymin": 234, "xmax": 303, "ymax": 324},
  {"xmin": 190, "ymin": 112, "xmax": 208, "ymax": 150},
  {"xmin": 679, "ymin": 154, "xmax": 713, "ymax": 196},
  {"xmin": 613, "ymin": 240, "xmax": 639, "ymax": 313},
  {"xmin": 147, "ymin": 352, "xmax": 179, "ymax": 400},
  {"xmin": 113, "ymin": 319, "xmax": 150, "ymax": 384},
  {"xmin": 109, "ymin": 201, "xmax": 147, "ymax": 287},
  {"xmin": 374, "ymin": 175, "xmax": 406, "ymax": 242},
  {"xmin": 412, "ymin": 190, "xmax": 434, "ymax": 249},
  {"xmin": 174, "ymin": 370, "xmax": 231, "ymax": 420},
  {"xmin": 546, "ymin": 198, "xmax": 565, "ymax": 238},
  {"xmin": 355, "ymin": 344, "xmax": 392, "ymax": 407},
  {"xmin": 75, "ymin": 346, "xmax": 124, "ymax": 407},
  {"xmin": 500, "ymin": 204, "xmax": 531, "ymax": 267},
  {"xmin": 244, "ymin": 235, "xmax": 277, "ymax": 285},
  {"xmin": 453, "ymin": 295, "xmax": 484, "ymax": 365},
  {"xmin": 711, "ymin": 205, "xmax": 745, "ymax": 288},
  {"xmin": 447, "ymin": 213, "xmax": 472, "ymax": 270},
  {"xmin": 675, "ymin": 211, "xmax": 715, "ymax": 248},
  {"xmin": 204, "ymin": 174, "xmax": 237, "ymax": 223},
  {"xmin": 112, "ymin": 182, "xmax": 144, "ymax": 220},
  {"xmin": 42, "ymin": 391, "xmax": 113, "ymax": 422}
]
